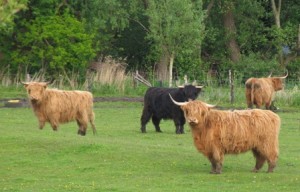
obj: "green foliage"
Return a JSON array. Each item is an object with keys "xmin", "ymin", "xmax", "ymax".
[
  {"xmin": 10, "ymin": 12, "xmax": 96, "ymax": 77},
  {"xmin": 0, "ymin": 0, "xmax": 27, "ymax": 33},
  {"xmin": 1, "ymin": 0, "xmax": 300, "ymax": 85},
  {"xmin": 234, "ymin": 53, "xmax": 279, "ymax": 78},
  {"xmin": 146, "ymin": 0, "xmax": 205, "ymax": 56},
  {"xmin": 81, "ymin": 0, "xmax": 133, "ymax": 53},
  {"xmin": 269, "ymin": 23, "xmax": 298, "ymax": 51}
]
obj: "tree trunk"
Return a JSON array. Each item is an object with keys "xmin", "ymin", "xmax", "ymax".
[
  {"xmin": 223, "ymin": 3, "xmax": 241, "ymax": 63},
  {"xmin": 155, "ymin": 51, "xmax": 169, "ymax": 84},
  {"xmin": 271, "ymin": 0, "xmax": 283, "ymax": 66},
  {"xmin": 168, "ymin": 53, "xmax": 175, "ymax": 87},
  {"xmin": 271, "ymin": 0, "xmax": 281, "ymax": 28}
]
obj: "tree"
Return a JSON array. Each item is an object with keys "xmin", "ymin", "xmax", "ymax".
[
  {"xmin": 0, "ymin": 0, "xmax": 27, "ymax": 33},
  {"xmin": 146, "ymin": 0, "xmax": 205, "ymax": 87},
  {"xmin": 10, "ymin": 12, "xmax": 96, "ymax": 79},
  {"xmin": 270, "ymin": 0, "xmax": 300, "ymax": 69},
  {"xmin": 222, "ymin": 0, "xmax": 240, "ymax": 63}
]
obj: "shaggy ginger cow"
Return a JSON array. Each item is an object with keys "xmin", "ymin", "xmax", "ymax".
[
  {"xmin": 170, "ymin": 95, "xmax": 280, "ymax": 174},
  {"xmin": 245, "ymin": 72, "xmax": 288, "ymax": 110},
  {"xmin": 23, "ymin": 82, "xmax": 96, "ymax": 136}
]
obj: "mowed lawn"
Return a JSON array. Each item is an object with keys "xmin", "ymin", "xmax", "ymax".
[{"xmin": 0, "ymin": 102, "xmax": 299, "ymax": 192}]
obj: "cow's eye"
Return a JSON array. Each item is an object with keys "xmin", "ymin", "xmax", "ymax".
[{"xmin": 28, "ymin": 89, "xmax": 31, "ymax": 94}]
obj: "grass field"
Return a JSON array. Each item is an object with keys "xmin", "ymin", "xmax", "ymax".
[{"xmin": 0, "ymin": 102, "xmax": 299, "ymax": 192}]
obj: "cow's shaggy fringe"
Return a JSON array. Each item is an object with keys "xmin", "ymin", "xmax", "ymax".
[
  {"xmin": 178, "ymin": 100, "xmax": 280, "ymax": 174},
  {"xmin": 23, "ymin": 82, "xmax": 96, "ymax": 136}
]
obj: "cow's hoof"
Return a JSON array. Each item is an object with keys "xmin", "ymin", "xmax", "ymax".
[{"xmin": 77, "ymin": 130, "xmax": 86, "ymax": 136}]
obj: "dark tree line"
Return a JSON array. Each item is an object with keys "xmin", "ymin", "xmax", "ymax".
[{"xmin": 0, "ymin": 0, "xmax": 299, "ymax": 86}]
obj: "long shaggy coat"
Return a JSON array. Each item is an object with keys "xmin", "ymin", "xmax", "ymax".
[
  {"xmin": 178, "ymin": 100, "xmax": 280, "ymax": 174},
  {"xmin": 23, "ymin": 82, "xmax": 96, "ymax": 136},
  {"xmin": 245, "ymin": 77, "xmax": 286, "ymax": 109}
]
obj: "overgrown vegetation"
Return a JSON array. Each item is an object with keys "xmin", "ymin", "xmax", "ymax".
[{"xmin": 1, "ymin": 0, "xmax": 300, "ymax": 86}]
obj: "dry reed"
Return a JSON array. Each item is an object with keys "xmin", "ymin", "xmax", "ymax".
[{"xmin": 92, "ymin": 56, "xmax": 128, "ymax": 90}]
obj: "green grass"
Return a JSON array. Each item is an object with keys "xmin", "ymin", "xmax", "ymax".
[{"xmin": 0, "ymin": 102, "xmax": 299, "ymax": 191}]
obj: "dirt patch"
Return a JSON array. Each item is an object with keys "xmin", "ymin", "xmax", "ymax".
[
  {"xmin": 0, "ymin": 97, "xmax": 144, "ymax": 108},
  {"xmin": 93, "ymin": 97, "xmax": 143, "ymax": 102}
]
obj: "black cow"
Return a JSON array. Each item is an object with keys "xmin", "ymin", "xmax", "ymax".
[{"xmin": 140, "ymin": 85, "xmax": 203, "ymax": 134}]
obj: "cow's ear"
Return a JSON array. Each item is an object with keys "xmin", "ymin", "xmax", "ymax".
[{"xmin": 41, "ymin": 82, "xmax": 49, "ymax": 89}]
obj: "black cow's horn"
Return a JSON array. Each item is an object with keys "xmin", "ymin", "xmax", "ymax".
[
  {"xmin": 196, "ymin": 85, "xmax": 204, "ymax": 89},
  {"xmin": 169, "ymin": 94, "xmax": 188, "ymax": 106}
]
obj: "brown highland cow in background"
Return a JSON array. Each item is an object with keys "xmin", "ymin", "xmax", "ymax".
[
  {"xmin": 170, "ymin": 95, "xmax": 280, "ymax": 174},
  {"xmin": 245, "ymin": 72, "xmax": 288, "ymax": 110},
  {"xmin": 23, "ymin": 82, "xmax": 96, "ymax": 136}
]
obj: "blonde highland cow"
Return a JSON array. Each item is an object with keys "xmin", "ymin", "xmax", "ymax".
[
  {"xmin": 23, "ymin": 82, "xmax": 96, "ymax": 136},
  {"xmin": 245, "ymin": 72, "xmax": 288, "ymax": 110},
  {"xmin": 170, "ymin": 95, "xmax": 280, "ymax": 174}
]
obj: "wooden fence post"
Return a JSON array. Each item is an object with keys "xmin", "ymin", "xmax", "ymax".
[{"xmin": 229, "ymin": 70, "xmax": 234, "ymax": 104}]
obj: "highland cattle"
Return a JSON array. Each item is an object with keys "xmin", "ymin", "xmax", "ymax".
[
  {"xmin": 140, "ymin": 85, "xmax": 203, "ymax": 134},
  {"xmin": 23, "ymin": 82, "xmax": 96, "ymax": 136},
  {"xmin": 170, "ymin": 95, "xmax": 280, "ymax": 174},
  {"xmin": 245, "ymin": 72, "xmax": 288, "ymax": 110}
]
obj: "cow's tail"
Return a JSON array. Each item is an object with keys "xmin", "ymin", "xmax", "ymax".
[{"xmin": 250, "ymin": 82, "xmax": 255, "ymax": 106}]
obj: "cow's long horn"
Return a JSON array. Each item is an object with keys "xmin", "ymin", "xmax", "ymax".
[
  {"xmin": 205, "ymin": 103, "xmax": 216, "ymax": 108},
  {"xmin": 196, "ymin": 85, "xmax": 204, "ymax": 89},
  {"xmin": 21, "ymin": 82, "xmax": 29, "ymax": 86},
  {"xmin": 279, "ymin": 71, "xmax": 288, "ymax": 79},
  {"xmin": 268, "ymin": 71, "xmax": 273, "ymax": 78},
  {"xmin": 169, "ymin": 94, "xmax": 188, "ymax": 106}
]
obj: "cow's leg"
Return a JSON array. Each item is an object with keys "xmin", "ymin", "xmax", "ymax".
[
  {"xmin": 252, "ymin": 149, "xmax": 266, "ymax": 172},
  {"xmin": 76, "ymin": 113, "xmax": 88, "ymax": 136},
  {"xmin": 246, "ymin": 95, "xmax": 253, "ymax": 108},
  {"xmin": 179, "ymin": 125, "xmax": 184, "ymax": 134},
  {"xmin": 37, "ymin": 116, "xmax": 46, "ymax": 129},
  {"xmin": 174, "ymin": 117, "xmax": 185, "ymax": 134},
  {"xmin": 38, "ymin": 120, "xmax": 46, "ymax": 130},
  {"xmin": 179, "ymin": 117, "xmax": 186, "ymax": 134},
  {"xmin": 88, "ymin": 111, "xmax": 97, "ymax": 135},
  {"xmin": 255, "ymin": 97, "xmax": 263, "ymax": 109},
  {"xmin": 265, "ymin": 101, "xmax": 272, "ymax": 110},
  {"xmin": 141, "ymin": 107, "xmax": 152, "ymax": 133},
  {"xmin": 174, "ymin": 124, "xmax": 183, "ymax": 134},
  {"xmin": 174, "ymin": 122, "xmax": 181, "ymax": 134},
  {"xmin": 49, "ymin": 121, "xmax": 58, "ymax": 131},
  {"xmin": 77, "ymin": 122, "xmax": 87, "ymax": 136},
  {"xmin": 266, "ymin": 159, "xmax": 277, "ymax": 173},
  {"xmin": 265, "ymin": 150, "xmax": 278, "ymax": 173},
  {"xmin": 209, "ymin": 150, "xmax": 222, "ymax": 174},
  {"xmin": 152, "ymin": 115, "xmax": 162, "ymax": 132},
  {"xmin": 247, "ymin": 103, "xmax": 253, "ymax": 109},
  {"xmin": 208, "ymin": 156, "xmax": 217, "ymax": 174}
]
